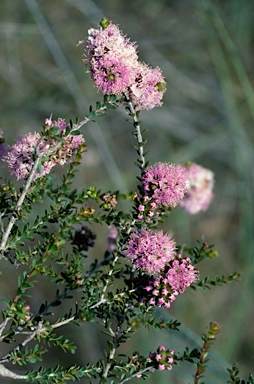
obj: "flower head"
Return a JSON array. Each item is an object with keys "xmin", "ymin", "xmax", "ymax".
[
  {"xmin": 149, "ymin": 347, "xmax": 174, "ymax": 371},
  {"xmin": 129, "ymin": 63, "xmax": 166, "ymax": 111},
  {"xmin": 52, "ymin": 119, "xmax": 85, "ymax": 166},
  {"xmin": 139, "ymin": 256, "xmax": 197, "ymax": 308},
  {"xmin": 180, "ymin": 163, "xmax": 214, "ymax": 214},
  {"xmin": 86, "ymin": 22, "xmax": 139, "ymax": 95},
  {"xmin": 125, "ymin": 229, "xmax": 176, "ymax": 274},
  {"xmin": 84, "ymin": 20, "xmax": 166, "ymax": 110},
  {"xmin": 3, "ymin": 132, "xmax": 54, "ymax": 180},
  {"xmin": 3, "ymin": 118, "xmax": 85, "ymax": 180},
  {"xmin": 142, "ymin": 162, "xmax": 188, "ymax": 208}
]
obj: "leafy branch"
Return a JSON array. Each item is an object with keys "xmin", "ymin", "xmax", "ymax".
[{"xmin": 191, "ymin": 272, "xmax": 240, "ymax": 291}]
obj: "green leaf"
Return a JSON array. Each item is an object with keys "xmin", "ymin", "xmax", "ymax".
[
  {"xmin": 51, "ymin": 126, "xmax": 61, "ymax": 136},
  {"xmin": 70, "ymin": 129, "xmax": 81, "ymax": 136}
]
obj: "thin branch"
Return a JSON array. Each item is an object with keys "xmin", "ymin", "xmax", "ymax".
[
  {"xmin": 102, "ymin": 324, "xmax": 122, "ymax": 379},
  {"xmin": 124, "ymin": 95, "xmax": 146, "ymax": 175},
  {"xmin": 0, "ymin": 364, "xmax": 28, "ymax": 380},
  {"xmin": 51, "ymin": 316, "xmax": 76, "ymax": 329},
  {"xmin": 100, "ymin": 253, "xmax": 119, "ymax": 302},
  {"xmin": 0, "ymin": 153, "xmax": 43, "ymax": 255},
  {"xmin": 0, "ymin": 213, "xmax": 4, "ymax": 235},
  {"xmin": 0, "ymin": 141, "xmax": 61, "ymax": 257},
  {"xmin": 117, "ymin": 367, "xmax": 153, "ymax": 383},
  {"xmin": 0, "ymin": 321, "xmax": 44, "ymax": 363},
  {"xmin": 0, "ymin": 318, "xmax": 11, "ymax": 338}
]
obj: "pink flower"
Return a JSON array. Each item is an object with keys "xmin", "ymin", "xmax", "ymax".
[
  {"xmin": 90, "ymin": 55, "xmax": 138, "ymax": 95},
  {"xmin": 148, "ymin": 298, "xmax": 156, "ymax": 305},
  {"xmin": 180, "ymin": 163, "xmax": 214, "ymax": 214},
  {"xmin": 129, "ymin": 63, "xmax": 166, "ymax": 111},
  {"xmin": 84, "ymin": 21, "xmax": 166, "ymax": 110},
  {"xmin": 158, "ymin": 297, "xmax": 165, "ymax": 305},
  {"xmin": 165, "ymin": 257, "xmax": 197, "ymax": 294},
  {"xmin": 3, "ymin": 118, "xmax": 85, "ymax": 180},
  {"xmin": 149, "ymin": 347, "xmax": 174, "ymax": 371},
  {"xmin": 3, "ymin": 132, "xmax": 53, "ymax": 180},
  {"xmin": 142, "ymin": 162, "xmax": 188, "ymax": 208},
  {"xmin": 125, "ymin": 229, "xmax": 176, "ymax": 274},
  {"xmin": 87, "ymin": 23, "xmax": 138, "ymax": 63},
  {"xmin": 139, "ymin": 256, "xmax": 197, "ymax": 308},
  {"xmin": 52, "ymin": 118, "xmax": 85, "ymax": 165},
  {"xmin": 86, "ymin": 22, "xmax": 139, "ymax": 95}
]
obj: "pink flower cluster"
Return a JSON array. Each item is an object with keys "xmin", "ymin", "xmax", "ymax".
[
  {"xmin": 3, "ymin": 132, "xmax": 50, "ymax": 180},
  {"xmin": 135, "ymin": 162, "xmax": 188, "ymax": 222},
  {"xmin": 125, "ymin": 229, "xmax": 175, "ymax": 274},
  {"xmin": 180, "ymin": 163, "xmax": 214, "ymax": 214},
  {"xmin": 48, "ymin": 118, "xmax": 85, "ymax": 166},
  {"xmin": 148, "ymin": 346, "xmax": 174, "ymax": 371},
  {"xmin": 142, "ymin": 162, "xmax": 188, "ymax": 208},
  {"xmin": 143, "ymin": 256, "xmax": 197, "ymax": 308},
  {"xmin": 85, "ymin": 21, "xmax": 166, "ymax": 110},
  {"xmin": 3, "ymin": 118, "xmax": 85, "ymax": 180}
]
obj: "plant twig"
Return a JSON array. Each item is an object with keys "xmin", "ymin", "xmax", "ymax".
[
  {"xmin": 0, "ymin": 321, "xmax": 44, "ymax": 363},
  {"xmin": 124, "ymin": 94, "xmax": 146, "ymax": 175},
  {"xmin": 0, "ymin": 364, "xmax": 28, "ymax": 380}
]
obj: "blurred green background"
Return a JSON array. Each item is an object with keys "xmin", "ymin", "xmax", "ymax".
[{"xmin": 0, "ymin": 0, "xmax": 254, "ymax": 382}]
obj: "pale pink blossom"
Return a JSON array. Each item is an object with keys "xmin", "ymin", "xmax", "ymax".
[
  {"xmin": 3, "ymin": 118, "xmax": 85, "ymax": 180},
  {"xmin": 142, "ymin": 255, "xmax": 197, "ymax": 307},
  {"xmin": 84, "ymin": 21, "xmax": 166, "ymax": 110},
  {"xmin": 142, "ymin": 162, "xmax": 188, "ymax": 208},
  {"xmin": 149, "ymin": 347, "xmax": 174, "ymax": 371},
  {"xmin": 86, "ymin": 22, "xmax": 139, "ymax": 95},
  {"xmin": 3, "ymin": 132, "xmax": 53, "ymax": 180},
  {"xmin": 180, "ymin": 163, "xmax": 214, "ymax": 214},
  {"xmin": 125, "ymin": 229, "xmax": 176, "ymax": 274},
  {"xmin": 129, "ymin": 63, "xmax": 166, "ymax": 111}
]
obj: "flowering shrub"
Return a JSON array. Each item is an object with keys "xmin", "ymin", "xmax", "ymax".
[{"xmin": 0, "ymin": 18, "xmax": 250, "ymax": 384}]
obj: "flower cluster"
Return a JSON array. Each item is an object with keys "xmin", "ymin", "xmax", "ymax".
[
  {"xmin": 85, "ymin": 20, "xmax": 166, "ymax": 110},
  {"xmin": 45, "ymin": 117, "xmax": 85, "ymax": 165},
  {"xmin": 143, "ymin": 256, "xmax": 197, "ymax": 308},
  {"xmin": 148, "ymin": 346, "xmax": 174, "ymax": 371},
  {"xmin": 125, "ymin": 229, "xmax": 175, "ymax": 274},
  {"xmin": 180, "ymin": 163, "xmax": 214, "ymax": 214},
  {"xmin": 2, "ymin": 118, "xmax": 85, "ymax": 180},
  {"xmin": 142, "ymin": 162, "xmax": 188, "ymax": 208},
  {"xmin": 2, "ymin": 132, "xmax": 52, "ymax": 180},
  {"xmin": 129, "ymin": 64, "xmax": 166, "ymax": 111},
  {"xmin": 101, "ymin": 193, "xmax": 118, "ymax": 210}
]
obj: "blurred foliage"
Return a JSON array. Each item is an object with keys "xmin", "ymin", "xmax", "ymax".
[{"xmin": 0, "ymin": 0, "xmax": 254, "ymax": 383}]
